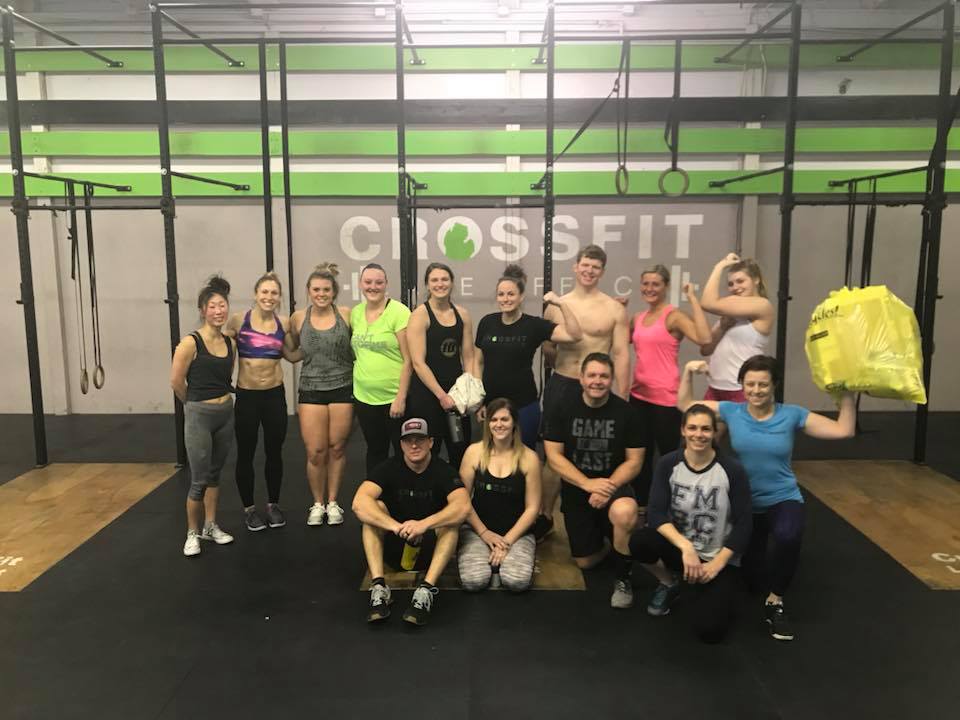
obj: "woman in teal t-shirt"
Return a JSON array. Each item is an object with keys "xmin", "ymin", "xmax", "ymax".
[
  {"xmin": 350, "ymin": 263, "xmax": 412, "ymax": 474},
  {"xmin": 678, "ymin": 354, "xmax": 856, "ymax": 643}
]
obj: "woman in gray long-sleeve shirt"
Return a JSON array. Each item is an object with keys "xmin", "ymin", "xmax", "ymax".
[{"xmin": 629, "ymin": 403, "xmax": 752, "ymax": 644}]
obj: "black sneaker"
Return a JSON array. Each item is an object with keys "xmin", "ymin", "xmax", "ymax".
[
  {"xmin": 265, "ymin": 503, "xmax": 286, "ymax": 528},
  {"xmin": 533, "ymin": 515, "xmax": 554, "ymax": 544},
  {"xmin": 367, "ymin": 583, "xmax": 392, "ymax": 623},
  {"xmin": 764, "ymin": 601, "xmax": 795, "ymax": 641},
  {"xmin": 646, "ymin": 582, "xmax": 681, "ymax": 616},
  {"xmin": 245, "ymin": 508, "xmax": 267, "ymax": 532},
  {"xmin": 402, "ymin": 584, "xmax": 438, "ymax": 626}
]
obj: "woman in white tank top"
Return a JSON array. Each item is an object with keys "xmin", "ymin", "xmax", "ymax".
[{"xmin": 698, "ymin": 254, "xmax": 774, "ymax": 401}]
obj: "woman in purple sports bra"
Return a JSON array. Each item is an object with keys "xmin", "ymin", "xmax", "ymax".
[
  {"xmin": 629, "ymin": 264, "xmax": 711, "ymax": 505},
  {"xmin": 225, "ymin": 271, "xmax": 299, "ymax": 533}
]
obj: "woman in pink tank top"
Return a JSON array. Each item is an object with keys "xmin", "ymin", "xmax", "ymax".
[
  {"xmin": 698, "ymin": 254, "xmax": 774, "ymax": 402},
  {"xmin": 629, "ymin": 264, "xmax": 711, "ymax": 504}
]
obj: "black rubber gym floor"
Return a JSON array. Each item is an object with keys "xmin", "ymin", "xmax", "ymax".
[{"xmin": 1, "ymin": 412, "xmax": 958, "ymax": 719}]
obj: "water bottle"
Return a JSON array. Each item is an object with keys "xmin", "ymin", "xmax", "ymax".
[
  {"xmin": 490, "ymin": 565, "xmax": 502, "ymax": 589},
  {"xmin": 400, "ymin": 539, "xmax": 421, "ymax": 571},
  {"xmin": 446, "ymin": 410, "xmax": 465, "ymax": 444}
]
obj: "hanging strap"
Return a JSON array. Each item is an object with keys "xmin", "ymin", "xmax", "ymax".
[
  {"xmin": 66, "ymin": 182, "xmax": 90, "ymax": 395},
  {"xmin": 860, "ymin": 179, "xmax": 878, "ymax": 288},
  {"xmin": 614, "ymin": 40, "xmax": 631, "ymax": 195},
  {"xmin": 83, "ymin": 183, "xmax": 106, "ymax": 389},
  {"xmin": 658, "ymin": 39, "xmax": 689, "ymax": 197},
  {"xmin": 843, "ymin": 182, "xmax": 858, "ymax": 287}
]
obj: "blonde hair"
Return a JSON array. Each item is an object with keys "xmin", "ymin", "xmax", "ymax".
[
  {"xmin": 641, "ymin": 264, "xmax": 671, "ymax": 285},
  {"xmin": 305, "ymin": 262, "xmax": 340, "ymax": 300},
  {"xmin": 477, "ymin": 398, "xmax": 525, "ymax": 475},
  {"xmin": 728, "ymin": 258, "xmax": 768, "ymax": 298},
  {"xmin": 254, "ymin": 270, "xmax": 282, "ymax": 295}
]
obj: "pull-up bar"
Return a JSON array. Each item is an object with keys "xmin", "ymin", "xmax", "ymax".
[
  {"xmin": 159, "ymin": 9, "xmax": 245, "ymax": 67},
  {"xmin": 23, "ymin": 171, "xmax": 132, "ymax": 193},
  {"xmin": 827, "ymin": 166, "xmax": 928, "ymax": 188}
]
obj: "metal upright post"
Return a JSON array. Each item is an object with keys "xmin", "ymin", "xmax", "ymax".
[
  {"xmin": 259, "ymin": 40, "xmax": 274, "ymax": 271},
  {"xmin": 543, "ymin": 2, "xmax": 555, "ymax": 296},
  {"xmin": 3, "ymin": 7, "xmax": 48, "ymax": 467},
  {"xmin": 395, "ymin": 2, "xmax": 414, "ymax": 309},
  {"xmin": 914, "ymin": 2, "xmax": 953, "ymax": 464},
  {"xmin": 151, "ymin": 4, "xmax": 186, "ymax": 466},
  {"xmin": 279, "ymin": 42, "xmax": 295, "ymax": 312},
  {"xmin": 773, "ymin": 3, "xmax": 801, "ymax": 403}
]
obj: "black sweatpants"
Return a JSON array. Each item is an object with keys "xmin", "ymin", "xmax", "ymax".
[
  {"xmin": 354, "ymin": 399, "xmax": 401, "ymax": 476},
  {"xmin": 630, "ymin": 526, "xmax": 740, "ymax": 644},
  {"xmin": 234, "ymin": 385, "xmax": 288, "ymax": 507},
  {"xmin": 629, "ymin": 397, "xmax": 681, "ymax": 505}
]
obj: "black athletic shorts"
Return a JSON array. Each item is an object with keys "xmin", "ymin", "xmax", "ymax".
[
  {"xmin": 561, "ymin": 483, "xmax": 636, "ymax": 558},
  {"xmin": 298, "ymin": 385, "xmax": 353, "ymax": 405},
  {"xmin": 540, "ymin": 372, "xmax": 581, "ymax": 432},
  {"xmin": 383, "ymin": 530, "xmax": 437, "ymax": 572}
]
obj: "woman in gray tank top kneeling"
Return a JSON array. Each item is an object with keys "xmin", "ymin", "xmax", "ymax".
[{"xmin": 288, "ymin": 263, "xmax": 354, "ymax": 527}]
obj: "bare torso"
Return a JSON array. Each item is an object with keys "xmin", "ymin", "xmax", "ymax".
[
  {"xmin": 548, "ymin": 291, "xmax": 621, "ymax": 378},
  {"xmin": 231, "ymin": 311, "xmax": 288, "ymax": 390}
]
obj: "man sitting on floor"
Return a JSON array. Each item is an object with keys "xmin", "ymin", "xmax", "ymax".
[
  {"xmin": 352, "ymin": 417, "xmax": 471, "ymax": 626},
  {"xmin": 543, "ymin": 352, "xmax": 644, "ymax": 608}
]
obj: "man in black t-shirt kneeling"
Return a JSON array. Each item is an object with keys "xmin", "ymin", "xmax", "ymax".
[
  {"xmin": 544, "ymin": 353, "xmax": 644, "ymax": 609},
  {"xmin": 353, "ymin": 417, "xmax": 471, "ymax": 626}
]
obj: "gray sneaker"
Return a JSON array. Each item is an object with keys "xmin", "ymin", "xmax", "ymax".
[
  {"xmin": 647, "ymin": 582, "xmax": 681, "ymax": 616},
  {"xmin": 610, "ymin": 579, "xmax": 634, "ymax": 609},
  {"xmin": 265, "ymin": 504, "xmax": 285, "ymax": 528},
  {"xmin": 367, "ymin": 583, "xmax": 393, "ymax": 623},
  {"xmin": 245, "ymin": 508, "xmax": 267, "ymax": 532}
]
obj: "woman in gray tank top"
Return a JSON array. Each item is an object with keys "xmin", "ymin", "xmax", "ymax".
[{"xmin": 288, "ymin": 263, "xmax": 355, "ymax": 528}]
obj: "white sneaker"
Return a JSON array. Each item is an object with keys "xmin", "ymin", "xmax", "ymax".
[
  {"xmin": 183, "ymin": 530, "xmax": 201, "ymax": 557},
  {"xmin": 307, "ymin": 502, "xmax": 326, "ymax": 526},
  {"xmin": 325, "ymin": 501, "xmax": 345, "ymax": 525},
  {"xmin": 200, "ymin": 522, "xmax": 234, "ymax": 545}
]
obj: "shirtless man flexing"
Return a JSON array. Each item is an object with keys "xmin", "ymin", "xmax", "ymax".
[{"xmin": 534, "ymin": 244, "xmax": 630, "ymax": 541}]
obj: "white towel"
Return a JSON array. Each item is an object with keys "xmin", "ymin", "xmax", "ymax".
[{"xmin": 447, "ymin": 373, "xmax": 486, "ymax": 415}]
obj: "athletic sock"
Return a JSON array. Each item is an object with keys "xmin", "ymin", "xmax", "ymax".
[
  {"xmin": 371, "ymin": 576, "xmax": 386, "ymax": 587},
  {"xmin": 613, "ymin": 550, "xmax": 633, "ymax": 581}
]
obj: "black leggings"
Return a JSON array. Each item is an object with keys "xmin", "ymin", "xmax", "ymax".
[
  {"xmin": 742, "ymin": 500, "xmax": 805, "ymax": 597},
  {"xmin": 630, "ymin": 526, "xmax": 740, "ymax": 644},
  {"xmin": 629, "ymin": 397, "xmax": 681, "ymax": 505},
  {"xmin": 234, "ymin": 385, "xmax": 288, "ymax": 507},
  {"xmin": 354, "ymin": 399, "xmax": 401, "ymax": 476}
]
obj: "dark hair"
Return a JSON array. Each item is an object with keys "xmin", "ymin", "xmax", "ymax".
[
  {"xmin": 737, "ymin": 354, "xmax": 781, "ymax": 385},
  {"xmin": 254, "ymin": 270, "xmax": 282, "ymax": 296},
  {"xmin": 497, "ymin": 263, "xmax": 527, "ymax": 295},
  {"xmin": 306, "ymin": 262, "xmax": 340, "ymax": 300},
  {"xmin": 727, "ymin": 258, "xmax": 768, "ymax": 298},
  {"xmin": 360, "ymin": 263, "xmax": 387, "ymax": 280},
  {"xmin": 641, "ymin": 263, "xmax": 671, "ymax": 285},
  {"xmin": 575, "ymin": 244, "xmax": 607, "ymax": 267},
  {"xmin": 581, "ymin": 351, "xmax": 614, "ymax": 374},
  {"xmin": 423, "ymin": 262, "xmax": 454, "ymax": 285},
  {"xmin": 682, "ymin": 403, "xmax": 718, "ymax": 431},
  {"xmin": 197, "ymin": 275, "xmax": 230, "ymax": 311}
]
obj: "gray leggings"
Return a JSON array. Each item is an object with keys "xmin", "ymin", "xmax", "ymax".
[
  {"xmin": 457, "ymin": 526, "xmax": 536, "ymax": 592},
  {"xmin": 184, "ymin": 399, "xmax": 235, "ymax": 501}
]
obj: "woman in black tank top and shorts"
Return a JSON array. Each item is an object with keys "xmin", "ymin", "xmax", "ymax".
[
  {"xmin": 458, "ymin": 398, "xmax": 542, "ymax": 592},
  {"xmin": 288, "ymin": 263, "xmax": 354, "ymax": 528},
  {"xmin": 170, "ymin": 275, "xmax": 237, "ymax": 558},
  {"xmin": 406, "ymin": 262, "xmax": 476, "ymax": 470}
]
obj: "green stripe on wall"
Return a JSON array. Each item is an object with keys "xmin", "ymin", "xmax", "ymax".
[
  {"xmin": 1, "ymin": 127, "xmax": 952, "ymax": 157},
  {"xmin": 1, "ymin": 42, "xmax": 956, "ymax": 73},
  {"xmin": 1, "ymin": 169, "xmax": 950, "ymax": 198}
]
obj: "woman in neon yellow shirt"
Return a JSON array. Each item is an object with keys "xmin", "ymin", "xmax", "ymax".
[{"xmin": 350, "ymin": 263, "xmax": 412, "ymax": 474}]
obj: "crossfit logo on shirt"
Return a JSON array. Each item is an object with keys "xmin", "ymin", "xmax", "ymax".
[
  {"xmin": 440, "ymin": 338, "xmax": 458, "ymax": 357},
  {"xmin": 570, "ymin": 417, "xmax": 615, "ymax": 473}
]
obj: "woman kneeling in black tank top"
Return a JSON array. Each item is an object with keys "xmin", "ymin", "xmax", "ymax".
[{"xmin": 457, "ymin": 398, "xmax": 541, "ymax": 592}]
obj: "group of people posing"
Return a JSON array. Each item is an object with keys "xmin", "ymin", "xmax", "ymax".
[{"xmin": 171, "ymin": 245, "xmax": 855, "ymax": 642}]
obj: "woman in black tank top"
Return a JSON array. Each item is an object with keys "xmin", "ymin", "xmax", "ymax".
[
  {"xmin": 457, "ymin": 398, "xmax": 542, "ymax": 592},
  {"xmin": 170, "ymin": 276, "xmax": 237, "ymax": 558},
  {"xmin": 406, "ymin": 263, "xmax": 477, "ymax": 469}
]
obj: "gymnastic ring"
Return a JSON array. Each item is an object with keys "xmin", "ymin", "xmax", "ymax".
[
  {"xmin": 658, "ymin": 166, "xmax": 690, "ymax": 197},
  {"xmin": 93, "ymin": 365, "xmax": 105, "ymax": 390},
  {"xmin": 80, "ymin": 370, "xmax": 90, "ymax": 395},
  {"xmin": 615, "ymin": 165, "xmax": 630, "ymax": 196}
]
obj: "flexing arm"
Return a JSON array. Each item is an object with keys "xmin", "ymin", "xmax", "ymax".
[
  {"xmin": 677, "ymin": 360, "xmax": 720, "ymax": 412},
  {"xmin": 544, "ymin": 291, "xmax": 583, "ymax": 344},
  {"xmin": 699, "ymin": 318, "xmax": 734, "ymax": 357},
  {"xmin": 667, "ymin": 284, "xmax": 712, "ymax": 345},
  {"xmin": 803, "ymin": 393, "xmax": 857, "ymax": 440},
  {"xmin": 611, "ymin": 302, "xmax": 631, "ymax": 398},
  {"xmin": 701, "ymin": 254, "xmax": 773, "ymax": 320}
]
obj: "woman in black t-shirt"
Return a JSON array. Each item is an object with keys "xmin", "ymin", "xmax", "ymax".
[
  {"xmin": 458, "ymin": 398, "xmax": 542, "ymax": 592},
  {"xmin": 407, "ymin": 262, "xmax": 476, "ymax": 469},
  {"xmin": 474, "ymin": 264, "xmax": 583, "ymax": 448}
]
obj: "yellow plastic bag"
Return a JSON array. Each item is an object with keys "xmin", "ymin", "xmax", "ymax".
[{"xmin": 804, "ymin": 285, "xmax": 926, "ymax": 404}]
